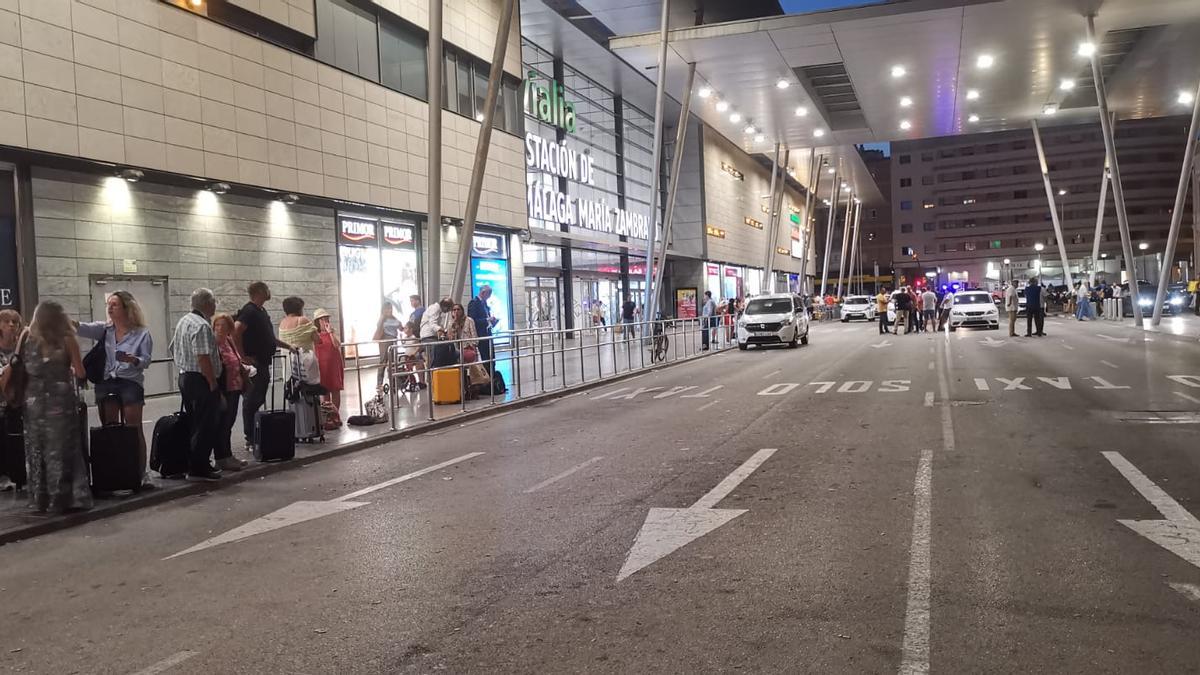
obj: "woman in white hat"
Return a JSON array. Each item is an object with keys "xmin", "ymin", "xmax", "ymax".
[{"xmin": 312, "ymin": 308, "xmax": 344, "ymax": 427}]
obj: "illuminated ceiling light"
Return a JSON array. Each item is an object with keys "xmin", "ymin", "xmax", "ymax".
[
  {"xmin": 754, "ymin": 134, "xmax": 765, "ymax": 143},
  {"xmin": 206, "ymin": 182, "xmax": 231, "ymax": 194},
  {"xmin": 967, "ymin": 114, "xmax": 980, "ymax": 123},
  {"xmin": 1042, "ymin": 103, "xmax": 1058, "ymax": 115},
  {"xmin": 842, "ymin": 185, "xmax": 851, "ymax": 192},
  {"xmin": 715, "ymin": 99, "xmax": 729, "ymax": 112},
  {"xmin": 1057, "ymin": 188, "xmax": 1067, "ymax": 196},
  {"xmin": 794, "ymin": 106, "xmax": 808, "ymax": 117},
  {"xmin": 813, "ymin": 128, "xmax": 825, "ymax": 137},
  {"xmin": 698, "ymin": 86, "xmax": 712, "ymax": 98},
  {"xmin": 475, "ymin": 113, "xmax": 484, "ymax": 122},
  {"xmin": 826, "ymin": 167, "xmax": 836, "ymax": 175},
  {"xmin": 891, "ymin": 65, "xmax": 906, "ymax": 78},
  {"xmin": 966, "ymin": 89, "xmax": 980, "ymax": 100},
  {"xmin": 189, "ymin": 0, "xmax": 202, "ymax": 6},
  {"xmin": 744, "ymin": 124, "xmax": 756, "ymax": 134},
  {"xmin": 1059, "ymin": 78, "xmax": 1075, "ymax": 91},
  {"xmin": 1077, "ymin": 42, "xmax": 1096, "ymax": 57},
  {"xmin": 1179, "ymin": 90, "xmax": 1195, "ymax": 105},
  {"xmin": 823, "ymin": 199, "xmax": 831, "ymax": 205},
  {"xmin": 118, "ymin": 168, "xmax": 143, "ymax": 183},
  {"xmin": 729, "ymin": 112, "xmax": 741, "ymax": 123},
  {"xmin": 776, "ymin": 79, "xmax": 790, "ymax": 89},
  {"xmin": 976, "ymin": 53, "xmax": 994, "ymax": 69},
  {"xmin": 1034, "ymin": 242, "xmax": 1045, "ymax": 251},
  {"xmin": 899, "ymin": 96, "xmax": 913, "ymax": 108},
  {"xmin": 280, "ymin": 193, "xmax": 300, "ymax": 205},
  {"xmin": 1138, "ymin": 241, "xmax": 1149, "ymax": 250},
  {"xmin": 899, "ymin": 119, "xmax": 912, "ymax": 130}
]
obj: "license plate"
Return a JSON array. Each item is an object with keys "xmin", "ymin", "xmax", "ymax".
[{"xmin": 755, "ymin": 331, "xmax": 774, "ymax": 336}]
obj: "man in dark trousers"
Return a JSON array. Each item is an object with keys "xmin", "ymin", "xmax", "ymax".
[
  {"xmin": 1024, "ymin": 277, "xmax": 1045, "ymax": 337},
  {"xmin": 234, "ymin": 281, "xmax": 293, "ymax": 454},
  {"xmin": 467, "ymin": 285, "xmax": 498, "ymax": 372}
]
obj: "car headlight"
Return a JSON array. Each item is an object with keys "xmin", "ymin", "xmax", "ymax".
[
  {"xmin": 1170, "ymin": 297, "xmax": 1183, "ymax": 305},
  {"xmin": 1138, "ymin": 298, "xmax": 1152, "ymax": 306}
]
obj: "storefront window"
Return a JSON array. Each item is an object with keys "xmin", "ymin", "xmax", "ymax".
[
  {"xmin": 469, "ymin": 232, "xmax": 513, "ymax": 338},
  {"xmin": 336, "ymin": 214, "xmax": 420, "ymax": 356}
]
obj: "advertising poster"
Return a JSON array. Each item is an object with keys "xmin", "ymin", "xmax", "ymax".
[
  {"xmin": 380, "ymin": 221, "xmax": 419, "ymax": 326},
  {"xmin": 471, "ymin": 257, "xmax": 512, "ymax": 337},
  {"xmin": 675, "ymin": 288, "xmax": 697, "ymax": 319},
  {"xmin": 337, "ymin": 217, "xmax": 382, "ymax": 355}
]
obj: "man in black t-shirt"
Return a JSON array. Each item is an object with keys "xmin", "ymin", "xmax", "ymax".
[
  {"xmin": 621, "ymin": 295, "xmax": 637, "ymax": 339},
  {"xmin": 234, "ymin": 281, "xmax": 293, "ymax": 452}
]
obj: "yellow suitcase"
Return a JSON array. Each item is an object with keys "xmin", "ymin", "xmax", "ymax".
[{"xmin": 432, "ymin": 368, "xmax": 462, "ymax": 405}]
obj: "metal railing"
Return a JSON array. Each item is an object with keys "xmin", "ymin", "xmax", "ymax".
[{"xmin": 367, "ymin": 317, "xmax": 732, "ymax": 427}]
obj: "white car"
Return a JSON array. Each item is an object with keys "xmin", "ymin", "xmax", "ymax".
[
  {"xmin": 737, "ymin": 293, "xmax": 810, "ymax": 349},
  {"xmin": 948, "ymin": 291, "xmax": 1000, "ymax": 331},
  {"xmin": 886, "ymin": 290, "xmax": 907, "ymax": 323},
  {"xmin": 840, "ymin": 295, "xmax": 876, "ymax": 322}
]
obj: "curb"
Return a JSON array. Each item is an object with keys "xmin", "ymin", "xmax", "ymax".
[{"xmin": 0, "ymin": 347, "xmax": 725, "ymax": 547}]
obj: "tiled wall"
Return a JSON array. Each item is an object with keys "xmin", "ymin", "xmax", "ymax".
[
  {"xmin": 31, "ymin": 167, "xmax": 340, "ymax": 323},
  {"xmin": 0, "ymin": 0, "xmax": 527, "ymax": 230}
]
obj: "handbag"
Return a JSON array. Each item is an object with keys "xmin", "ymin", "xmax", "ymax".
[
  {"xmin": 82, "ymin": 326, "xmax": 108, "ymax": 384},
  {"xmin": 461, "ymin": 345, "xmax": 478, "ymax": 363},
  {"xmin": 0, "ymin": 332, "xmax": 29, "ymax": 408}
]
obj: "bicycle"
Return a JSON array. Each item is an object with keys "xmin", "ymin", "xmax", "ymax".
[{"xmin": 649, "ymin": 320, "xmax": 671, "ymax": 363}]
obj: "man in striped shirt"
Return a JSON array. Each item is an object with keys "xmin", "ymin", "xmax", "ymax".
[{"xmin": 170, "ymin": 288, "xmax": 223, "ymax": 482}]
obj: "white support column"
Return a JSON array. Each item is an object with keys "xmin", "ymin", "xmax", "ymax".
[
  {"xmin": 649, "ymin": 61, "xmax": 696, "ymax": 319},
  {"xmin": 764, "ymin": 149, "xmax": 790, "ymax": 293},
  {"xmin": 1151, "ymin": 78, "xmax": 1200, "ymax": 325},
  {"xmin": 1030, "ymin": 119, "xmax": 1075, "ymax": 290},
  {"xmin": 761, "ymin": 143, "xmax": 782, "ymax": 292},
  {"xmin": 819, "ymin": 169, "xmax": 838, "ymax": 298},
  {"xmin": 1192, "ymin": 143, "xmax": 1200, "ymax": 300},
  {"xmin": 835, "ymin": 187, "xmax": 853, "ymax": 299},
  {"xmin": 450, "ymin": 0, "xmax": 516, "ymax": 303},
  {"xmin": 1087, "ymin": 14, "xmax": 1143, "ymax": 323},
  {"xmin": 846, "ymin": 199, "xmax": 863, "ymax": 298},
  {"xmin": 640, "ymin": 0, "xmax": 672, "ymax": 324},
  {"xmin": 425, "ymin": 0, "xmax": 444, "ymax": 300},
  {"xmin": 797, "ymin": 152, "xmax": 822, "ymax": 295},
  {"xmin": 1088, "ymin": 164, "xmax": 1109, "ymax": 286}
]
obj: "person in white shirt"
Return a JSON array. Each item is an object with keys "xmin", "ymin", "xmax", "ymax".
[
  {"xmin": 419, "ymin": 298, "xmax": 454, "ymax": 367},
  {"xmin": 1004, "ymin": 282, "xmax": 1020, "ymax": 336},
  {"xmin": 921, "ymin": 289, "xmax": 938, "ymax": 332}
]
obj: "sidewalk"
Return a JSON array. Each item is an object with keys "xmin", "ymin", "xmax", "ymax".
[
  {"xmin": 1054, "ymin": 308, "xmax": 1200, "ymax": 342},
  {"xmin": 0, "ymin": 324, "xmax": 728, "ymax": 544}
]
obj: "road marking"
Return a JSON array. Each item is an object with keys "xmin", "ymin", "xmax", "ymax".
[
  {"xmin": 591, "ymin": 387, "xmax": 629, "ymax": 400},
  {"xmin": 758, "ymin": 383, "xmax": 801, "ymax": 396},
  {"xmin": 1101, "ymin": 360, "xmax": 1119, "ymax": 369},
  {"xmin": 166, "ymin": 453, "xmax": 485, "ymax": 559},
  {"xmin": 974, "ymin": 378, "xmax": 990, "ymax": 391},
  {"xmin": 1170, "ymin": 582, "xmax": 1200, "ymax": 604},
  {"xmin": 900, "ymin": 444, "xmax": 934, "ymax": 674},
  {"xmin": 1098, "ymin": 334, "xmax": 1127, "ymax": 343},
  {"xmin": 1102, "ymin": 451, "xmax": 1200, "ymax": 570},
  {"xmin": 653, "ymin": 385, "xmax": 697, "ymax": 399},
  {"xmin": 1089, "ymin": 376, "xmax": 1130, "ymax": 390},
  {"xmin": 869, "ymin": 340, "xmax": 892, "ymax": 349},
  {"xmin": 681, "ymin": 385, "xmax": 723, "ymax": 398},
  {"xmin": 457, "ymin": 410, "xmax": 518, "ymax": 427},
  {"xmin": 762, "ymin": 369, "xmax": 781, "ymax": 379},
  {"xmin": 1036, "ymin": 377, "xmax": 1072, "ymax": 390},
  {"xmin": 837, "ymin": 380, "xmax": 872, "ymax": 393},
  {"xmin": 978, "ymin": 336, "xmax": 1006, "ymax": 348},
  {"xmin": 927, "ymin": 361, "xmax": 934, "ymax": 370},
  {"xmin": 924, "ymin": 391, "xmax": 934, "ymax": 407},
  {"xmin": 1061, "ymin": 343, "xmax": 1075, "ymax": 351},
  {"xmin": 807, "ymin": 381, "xmax": 836, "ymax": 394},
  {"xmin": 610, "ymin": 386, "xmax": 663, "ymax": 400},
  {"xmin": 880, "ymin": 380, "xmax": 911, "ymax": 392},
  {"xmin": 128, "ymin": 651, "xmax": 200, "ymax": 675},
  {"xmin": 696, "ymin": 399, "xmax": 721, "ymax": 412},
  {"xmin": 1174, "ymin": 391, "xmax": 1200, "ymax": 405},
  {"xmin": 523, "ymin": 456, "xmax": 604, "ymax": 494},
  {"xmin": 996, "ymin": 377, "xmax": 1032, "ymax": 391},
  {"xmin": 617, "ymin": 448, "xmax": 777, "ymax": 581},
  {"xmin": 1167, "ymin": 375, "xmax": 1200, "ymax": 389}
]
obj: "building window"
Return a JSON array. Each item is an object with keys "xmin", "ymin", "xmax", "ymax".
[
  {"xmin": 922, "ymin": 199, "xmax": 935, "ymax": 209},
  {"xmin": 921, "ymin": 152, "xmax": 934, "ymax": 162},
  {"xmin": 1013, "ymin": 189, "xmax": 1028, "ymax": 199},
  {"xmin": 870, "ymin": 208, "xmax": 878, "ymax": 220},
  {"xmin": 961, "ymin": 170, "xmax": 976, "ymax": 180},
  {"xmin": 984, "ymin": 144, "xmax": 1000, "ymax": 153},
  {"xmin": 923, "ymin": 222, "xmax": 935, "ymax": 232},
  {"xmin": 899, "ymin": 154, "xmax": 912, "ymax": 164},
  {"xmin": 1012, "ymin": 140, "xmax": 1027, "ymax": 150},
  {"xmin": 986, "ymin": 167, "xmax": 1003, "ymax": 177},
  {"xmin": 314, "ymin": 0, "xmax": 380, "ymax": 82},
  {"xmin": 939, "ymin": 148, "xmax": 956, "ymax": 159},
  {"xmin": 922, "ymin": 175, "xmax": 935, "ymax": 186},
  {"xmin": 379, "ymin": 16, "xmax": 427, "ymax": 100},
  {"xmin": 961, "ymin": 146, "xmax": 975, "ymax": 156},
  {"xmin": 900, "ymin": 200, "xmax": 913, "ymax": 210},
  {"xmin": 900, "ymin": 223, "xmax": 913, "ymax": 233},
  {"xmin": 1013, "ymin": 165, "xmax": 1030, "ymax": 175},
  {"xmin": 901, "ymin": 246, "xmax": 914, "ymax": 256},
  {"xmin": 899, "ymin": 177, "xmax": 912, "ymax": 187},
  {"xmin": 924, "ymin": 244, "xmax": 935, "ymax": 254},
  {"xmin": 990, "ymin": 240, "xmax": 1002, "ymax": 249},
  {"xmin": 963, "ymin": 241, "xmax": 977, "ymax": 251}
]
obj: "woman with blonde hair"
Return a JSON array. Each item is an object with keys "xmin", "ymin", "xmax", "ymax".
[
  {"xmin": 77, "ymin": 289, "xmax": 155, "ymax": 490},
  {"xmin": 21, "ymin": 301, "xmax": 91, "ymax": 512},
  {"xmin": 0, "ymin": 309, "xmax": 25, "ymax": 490}
]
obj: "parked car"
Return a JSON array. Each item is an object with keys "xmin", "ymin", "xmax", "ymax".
[
  {"xmin": 840, "ymin": 295, "xmax": 876, "ymax": 322},
  {"xmin": 1121, "ymin": 282, "xmax": 1180, "ymax": 317},
  {"xmin": 948, "ymin": 291, "xmax": 1000, "ymax": 331},
  {"xmin": 737, "ymin": 293, "xmax": 810, "ymax": 349}
]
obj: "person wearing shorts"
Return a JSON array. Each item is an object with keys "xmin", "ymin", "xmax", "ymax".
[{"xmin": 921, "ymin": 288, "xmax": 937, "ymax": 332}]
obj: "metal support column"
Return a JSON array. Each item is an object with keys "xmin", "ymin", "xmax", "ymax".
[
  {"xmin": 766, "ymin": 148, "xmax": 790, "ymax": 293},
  {"xmin": 1030, "ymin": 119, "xmax": 1075, "ymax": 290},
  {"xmin": 425, "ymin": 0, "xmax": 443, "ymax": 301},
  {"xmin": 1087, "ymin": 14, "xmax": 1143, "ymax": 323},
  {"xmin": 819, "ymin": 169, "xmax": 838, "ymax": 298},
  {"xmin": 797, "ymin": 152, "xmax": 822, "ymax": 295},
  {"xmin": 1088, "ymin": 164, "xmax": 1109, "ymax": 286},
  {"xmin": 1193, "ymin": 143, "xmax": 1200, "ymax": 314},
  {"xmin": 835, "ymin": 188, "xmax": 853, "ymax": 299},
  {"xmin": 760, "ymin": 142, "xmax": 782, "ymax": 293},
  {"xmin": 1152, "ymin": 79, "xmax": 1200, "ymax": 325},
  {"xmin": 650, "ymin": 62, "xmax": 696, "ymax": 319},
  {"xmin": 640, "ymin": 0, "xmax": 672, "ymax": 325},
  {"xmin": 450, "ymin": 0, "xmax": 516, "ymax": 303},
  {"xmin": 846, "ymin": 199, "xmax": 862, "ymax": 298}
]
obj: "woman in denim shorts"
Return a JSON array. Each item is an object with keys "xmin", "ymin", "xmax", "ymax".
[{"xmin": 77, "ymin": 290, "xmax": 154, "ymax": 490}]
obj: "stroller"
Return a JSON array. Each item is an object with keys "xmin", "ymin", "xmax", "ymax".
[{"xmin": 284, "ymin": 351, "xmax": 327, "ymax": 443}]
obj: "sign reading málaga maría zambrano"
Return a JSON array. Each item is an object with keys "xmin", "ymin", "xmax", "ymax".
[{"xmin": 524, "ymin": 132, "xmax": 649, "ymax": 240}]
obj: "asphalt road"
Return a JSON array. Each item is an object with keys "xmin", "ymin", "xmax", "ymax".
[{"xmin": 2, "ymin": 315, "xmax": 1199, "ymax": 674}]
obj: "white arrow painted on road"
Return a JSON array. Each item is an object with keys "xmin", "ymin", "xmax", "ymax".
[
  {"xmin": 617, "ymin": 448, "xmax": 776, "ymax": 582},
  {"xmin": 1102, "ymin": 451, "xmax": 1200, "ymax": 570},
  {"xmin": 165, "ymin": 452, "xmax": 485, "ymax": 560},
  {"xmin": 1097, "ymin": 334, "xmax": 1128, "ymax": 343},
  {"xmin": 978, "ymin": 336, "xmax": 1006, "ymax": 347},
  {"xmin": 869, "ymin": 340, "xmax": 892, "ymax": 349}
]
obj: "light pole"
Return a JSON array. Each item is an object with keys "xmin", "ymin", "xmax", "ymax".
[{"xmin": 1138, "ymin": 241, "xmax": 1149, "ymax": 283}]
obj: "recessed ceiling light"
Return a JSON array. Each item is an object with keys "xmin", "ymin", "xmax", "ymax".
[
  {"xmin": 1059, "ymin": 78, "xmax": 1075, "ymax": 91},
  {"xmin": 475, "ymin": 113, "xmax": 484, "ymax": 122},
  {"xmin": 826, "ymin": 167, "xmax": 836, "ymax": 175},
  {"xmin": 813, "ymin": 128, "xmax": 825, "ymax": 137},
  {"xmin": 207, "ymin": 182, "xmax": 231, "ymax": 194},
  {"xmin": 1077, "ymin": 42, "xmax": 1095, "ymax": 57},
  {"xmin": 899, "ymin": 119, "xmax": 912, "ymax": 130},
  {"xmin": 976, "ymin": 54, "xmax": 994, "ymax": 69},
  {"xmin": 280, "ymin": 193, "xmax": 300, "ymax": 205},
  {"xmin": 1179, "ymin": 90, "xmax": 1195, "ymax": 105},
  {"xmin": 899, "ymin": 96, "xmax": 913, "ymax": 108},
  {"xmin": 729, "ymin": 112, "xmax": 741, "ymax": 123},
  {"xmin": 843, "ymin": 185, "xmax": 851, "ymax": 192},
  {"xmin": 118, "ymin": 168, "xmax": 143, "ymax": 183},
  {"xmin": 1043, "ymin": 103, "xmax": 1058, "ymax": 115},
  {"xmin": 967, "ymin": 114, "xmax": 980, "ymax": 123},
  {"xmin": 744, "ymin": 124, "xmax": 756, "ymax": 134},
  {"xmin": 776, "ymin": 79, "xmax": 790, "ymax": 89},
  {"xmin": 698, "ymin": 86, "xmax": 712, "ymax": 98},
  {"xmin": 794, "ymin": 106, "xmax": 808, "ymax": 117},
  {"xmin": 891, "ymin": 65, "xmax": 906, "ymax": 78},
  {"xmin": 754, "ymin": 134, "xmax": 765, "ymax": 143},
  {"xmin": 966, "ymin": 89, "xmax": 980, "ymax": 100},
  {"xmin": 715, "ymin": 100, "xmax": 729, "ymax": 112}
]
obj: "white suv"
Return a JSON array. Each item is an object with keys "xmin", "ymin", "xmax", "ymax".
[{"xmin": 737, "ymin": 294, "xmax": 810, "ymax": 349}]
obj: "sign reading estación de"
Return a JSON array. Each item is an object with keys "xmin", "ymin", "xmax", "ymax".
[{"xmin": 523, "ymin": 71, "xmax": 650, "ymax": 241}]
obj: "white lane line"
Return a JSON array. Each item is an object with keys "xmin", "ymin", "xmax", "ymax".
[
  {"xmin": 1174, "ymin": 391, "xmax": 1200, "ymax": 405},
  {"xmin": 927, "ymin": 361, "xmax": 934, "ymax": 371},
  {"xmin": 523, "ymin": 456, "xmax": 604, "ymax": 494},
  {"xmin": 457, "ymin": 409, "xmax": 518, "ymax": 427},
  {"xmin": 924, "ymin": 391, "xmax": 934, "ymax": 407},
  {"xmin": 336, "ymin": 452, "xmax": 485, "ymax": 502},
  {"xmin": 128, "ymin": 651, "xmax": 200, "ymax": 675},
  {"xmin": 763, "ymin": 369, "xmax": 782, "ymax": 379},
  {"xmin": 696, "ymin": 399, "xmax": 721, "ymax": 412},
  {"xmin": 1170, "ymin": 582, "xmax": 1200, "ymax": 604},
  {"xmin": 1062, "ymin": 343, "xmax": 1075, "ymax": 351},
  {"xmin": 1101, "ymin": 360, "xmax": 1119, "ymax": 370},
  {"xmin": 693, "ymin": 448, "xmax": 777, "ymax": 510},
  {"xmin": 900, "ymin": 444, "xmax": 934, "ymax": 675}
]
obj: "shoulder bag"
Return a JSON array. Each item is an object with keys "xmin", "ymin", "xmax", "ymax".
[{"xmin": 82, "ymin": 325, "xmax": 108, "ymax": 384}]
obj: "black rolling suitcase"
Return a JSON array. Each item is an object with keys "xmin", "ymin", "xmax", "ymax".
[
  {"xmin": 254, "ymin": 364, "xmax": 295, "ymax": 462},
  {"xmin": 150, "ymin": 405, "xmax": 189, "ymax": 479},
  {"xmin": 89, "ymin": 394, "xmax": 141, "ymax": 492}
]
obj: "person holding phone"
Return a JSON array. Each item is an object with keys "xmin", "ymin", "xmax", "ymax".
[{"xmin": 76, "ymin": 290, "xmax": 154, "ymax": 490}]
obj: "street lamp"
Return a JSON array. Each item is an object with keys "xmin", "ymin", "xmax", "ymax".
[
  {"xmin": 1057, "ymin": 189, "xmax": 1067, "ymax": 224},
  {"xmin": 1034, "ymin": 242, "xmax": 1045, "ymax": 252}
]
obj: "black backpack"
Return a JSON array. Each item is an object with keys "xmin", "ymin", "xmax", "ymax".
[{"xmin": 150, "ymin": 409, "xmax": 190, "ymax": 478}]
